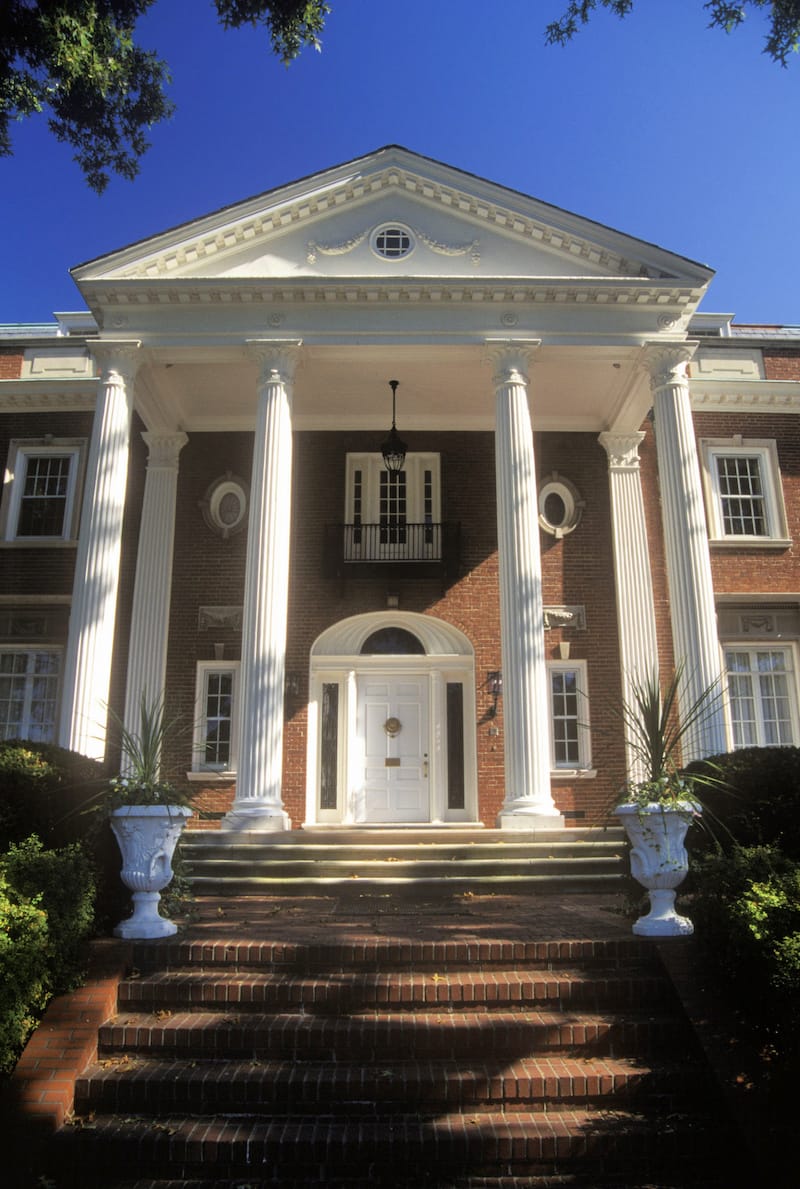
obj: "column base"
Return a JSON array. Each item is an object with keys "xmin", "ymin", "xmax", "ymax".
[
  {"xmin": 221, "ymin": 806, "xmax": 291, "ymax": 832},
  {"xmin": 497, "ymin": 811, "xmax": 565, "ymax": 832}
]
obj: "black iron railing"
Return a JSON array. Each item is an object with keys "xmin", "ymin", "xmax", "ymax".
[{"xmin": 323, "ymin": 522, "xmax": 460, "ymax": 580}]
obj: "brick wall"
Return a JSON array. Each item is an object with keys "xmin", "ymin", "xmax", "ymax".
[
  {"xmin": 0, "ymin": 349, "xmax": 23, "ymax": 379},
  {"xmin": 763, "ymin": 349, "xmax": 800, "ymax": 381}
]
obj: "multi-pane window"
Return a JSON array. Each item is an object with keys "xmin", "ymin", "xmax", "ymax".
[
  {"xmin": 379, "ymin": 470, "xmax": 407, "ymax": 544},
  {"xmin": 725, "ymin": 647, "xmax": 798, "ymax": 748},
  {"xmin": 548, "ymin": 662, "xmax": 590, "ymax": 769},
  {"xmin": 0, "ymin": 649, "xmax": 61, "ymax": 742},
  {"xmin": 372, "ymin": 226, "xmax": 413, "ymax": 259},
  {"xmin": 2, "ymin": 442, "xmax": 83, "ymax": 541},
  {"xmin": 194, "ymin": 664, "xmax": 239, "ymax": 771},
  {"xmin": 702, "ymin": 440, "xmax": 787, "ymax": 543},
  {"xmin": 715, "ymin": 455, "xmax": 767, "ymax": 536}
]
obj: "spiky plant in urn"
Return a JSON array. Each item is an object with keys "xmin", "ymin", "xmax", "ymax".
[
  {"xmin": 614, "ymin": 667, "xmax": 722, "ymax": 937},
  {"xmin": 107, "ymin": 695, "xmax": 193, "ymax": 938}
]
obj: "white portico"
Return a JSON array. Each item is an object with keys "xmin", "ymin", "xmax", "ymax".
[{"xmin": 60, "ymin": 146, "xmax": 718, "ymax": 829}]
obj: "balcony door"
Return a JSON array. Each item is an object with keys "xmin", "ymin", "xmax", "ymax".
[{"xmin": 345, "ymin": 453, "xmax": 441, "ymax": 561}]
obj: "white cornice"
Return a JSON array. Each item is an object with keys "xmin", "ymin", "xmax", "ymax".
[
  {"xmin": 0, "ymin": 378, "xmax": 97, "ymax": 411},
  {"xmin": 82, "ymin": 276, "xmax": 705, "ymax": 313},
  {"xmin": 691, "ymin": 379, "xmax": 800, "ymax": 413}
]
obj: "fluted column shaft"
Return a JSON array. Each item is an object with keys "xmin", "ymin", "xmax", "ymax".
[
  {"xmin": 648, "ymin": 345, "xmax": 726, "ymax": 761},
  {"xmin": 59, "ymin": 343, "xmax": 140, "ymax": 759},
  {"xmin": 491, "ymin": 343, "xmax": 562, "ymax": 828},
  {"xmin": 223, "ymin": 342, "xmax": 300, "ymax": 831},
  {"xmin": 599, "ymin": 432, "xmax": 660, "ymax": 784},
  {"xmin": 122, "ymin": 431, "xmax": 188, "ymax": 764}
]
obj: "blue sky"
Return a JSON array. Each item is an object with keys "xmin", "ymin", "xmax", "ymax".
[{"xmin": 2, "ymin": 0, "xmax": 798, "ymax": 325}]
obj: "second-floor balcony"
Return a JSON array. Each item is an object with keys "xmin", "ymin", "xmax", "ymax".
[{"xmin": 323, "ymin": 522, "xmax": 461, "ymax": 581}]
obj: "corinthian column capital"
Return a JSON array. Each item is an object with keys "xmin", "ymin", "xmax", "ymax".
[
  {"xmin": 643, "ymin": 341, "xmax": 697, "ymax": 391},
  {"xmin": 485, "ymin": 339, "xmax": 542, "ymax": 388},
  {"xmin": 598, "ymin": 431, "xmax": 646, "ymax": 471},
  {"xmin": 246, "ymin": 339, "xmax": 303, "ymax": 390},
  {"xmin": 90, "ymin": 341, "xmax": 142, "ymax": 388},
  {"xmin": 141, "ymin": 431, "xmax": 189, "ymax": 470}
]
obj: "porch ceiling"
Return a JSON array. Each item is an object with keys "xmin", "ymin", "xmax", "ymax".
[{"xmin": 135, "ymin": 343, "xmax": 653, "ymax": 435}]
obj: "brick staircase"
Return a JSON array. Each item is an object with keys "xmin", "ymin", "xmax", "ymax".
[
  {"xmin": 40, "ymin": 912, "xmax": 746, "ymax": 1187},
  {"xmin": 180, "ymin": 827, "xmax": 628, "ymax": 895}
]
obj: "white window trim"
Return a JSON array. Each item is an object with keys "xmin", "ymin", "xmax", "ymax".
[
  {"xmin": 1, "ymin": 439, "xmax": 85, "ymax": 543},
  {"xmin": 723, "ymin": 641, "xmax": 800, "ymax": 750},
  {"xmin": 547, "ymin": 660, "xmax": 594, "ymax": 776},
  {"xmin": 189, "ymin": 661, "xmax": 241, "ymax": 780},
  {"xmin": 0, "ymin": 645, "xmax": 62, "ymax": 743},
  {"xmin": 344, "ymin": 452, "xmax": 441, "ymax": 525},
  {"xmin": 700, "ymin": 437, "xmax": 790, "ymax": 547}
]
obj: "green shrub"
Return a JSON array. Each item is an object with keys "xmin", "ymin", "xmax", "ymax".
[
  {"xmin": 0, "ymin": 740, "xmax": 106, "ymax": 850},
  {"xmin": 686, "ymin": 747, "xmax": 800, "ymax": 858},
  {"xmin": 0, "ymin": 871, "xmax": 49, "ymax": 1075},
  {"xmin": 1, "ymin": 835, "xmax": 95, "ymax": 993},
  {"xmin": 691, "ymin": 846, "xmax": 800, "ymax": 1057}
]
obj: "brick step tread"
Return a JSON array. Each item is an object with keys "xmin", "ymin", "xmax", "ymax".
[
  {"xmin": 116, "ymin": 968, "xmax": 672, "ymax": 1011},
  {"xmin": 131, "ymin": 936, "xmax": 654, "ymax": 972},
  {"xmin": 98, "ymin": 1008, "xmax": 687, "ymax": 1061},
  {"xmin": 105, "ymin": 1180, "xmax": 735, "ymax": 1189},
  {"xmin": 50, "ymin": 1109, "xmax": 733, "ymax": 1170},
  {"xmin": 75, "ymin": 1053, "xmax": 710, "ymax": 1114}
]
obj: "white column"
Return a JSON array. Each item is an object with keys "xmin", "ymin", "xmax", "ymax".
[
  {"xmin": 222, "ymin": 342, "xmax": 300, "ymax": 831},
  {"xmin": 122, "ymin": 431, "xmax": 188, "ymax": 758},
  {"xmin": 646, "ymin": 344, "xmax": 726, "ymax": 761},
  {"xmin": 490, "ymin": 342, "xmax": 562, "ymax": 829},
  {"xmin": 59, "ymin": 342, "xmax": 140, "ymax": 759},
  {"xmin": 598, "ymin": 431, "xmax": 660, "ymax": 784}
]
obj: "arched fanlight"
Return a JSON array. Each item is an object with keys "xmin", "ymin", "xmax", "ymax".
[{"xmin": 380, "ymin": 379, "xmax": 408, "ymax": 472}]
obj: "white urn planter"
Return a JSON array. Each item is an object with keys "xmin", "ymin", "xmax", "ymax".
[
  {"xmin": 614, "ymin": 802, "xmax": 699, "ymax": 937},
  {"xmin": 110, "ymin": 805, "xmax": 192, "ymax": 939}
]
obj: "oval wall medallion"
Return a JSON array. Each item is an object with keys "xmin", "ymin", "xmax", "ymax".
[{"xmin": 200, "ymin": 473, "xmax": 249, "ymax": 538}]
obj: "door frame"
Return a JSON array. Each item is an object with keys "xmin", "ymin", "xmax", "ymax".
[{"xmin": 305, "ymin": 612, "xmax": 477, "ymax": 826}]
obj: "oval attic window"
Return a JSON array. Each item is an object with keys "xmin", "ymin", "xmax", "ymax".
[{"xmin": 372, "ymin": 224, "xmax": 414, "ymax": 260}]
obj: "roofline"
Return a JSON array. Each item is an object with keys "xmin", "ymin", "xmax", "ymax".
[{"xmin": 70, "ymin": 145, "xmax": 714, "ymax": 286}]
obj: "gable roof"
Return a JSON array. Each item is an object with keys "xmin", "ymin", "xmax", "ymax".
[{"xmin": 71, "ymin": 145, "xmax": 713, "ymax": 295}]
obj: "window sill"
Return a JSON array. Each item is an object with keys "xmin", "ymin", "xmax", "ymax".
[
  {"xmin": 187, "ymin": 770, "xmax": 237, "ymax": 783},
  {"xmin": 709, "ymin": 536, "xmax": 792, "ymax": 549},
  {"xmin": 551, "ymin": 768, "xmax": 597, "ymax": 780}
]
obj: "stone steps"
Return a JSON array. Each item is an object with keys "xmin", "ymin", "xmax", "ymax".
[
  {"xmin": 180, "ymin": 828, "xmax": 628, "ymax": 895},
  {"xmin": 44, "ymin": 924, "xmax": 746, "ymax": 1186}
]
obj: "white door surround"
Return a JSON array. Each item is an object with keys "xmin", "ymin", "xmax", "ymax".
[{"xmin": 305, "ymin": 611, "xmax": 477, "ymax": 826}]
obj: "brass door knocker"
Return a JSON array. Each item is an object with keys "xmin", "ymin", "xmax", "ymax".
[{"xmin": 383, "ymin": 717, "xmax": 402, "ymax": 737}]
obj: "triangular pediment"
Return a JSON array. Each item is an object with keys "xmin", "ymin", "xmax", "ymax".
[{"xmin": 72, "ymin": 146, "xmax": 711, "ymax": 294}]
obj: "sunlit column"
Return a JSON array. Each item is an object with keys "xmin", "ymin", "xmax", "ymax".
[
  {"xmin": 490, "ymin": 341, "xmax": 562, "ymax": 829},
  {"xmin": 223, "ymin": 341, "xmax": 301, "ymax": 831},
  {"xmin": 59, "ymin": 342, "xmax": 140, "ymax": 759}
]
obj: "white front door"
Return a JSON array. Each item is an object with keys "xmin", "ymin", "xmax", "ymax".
[{"xmin": 356, "ymin": 673, "xmax": 430, "ymax": 822}]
